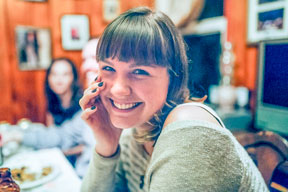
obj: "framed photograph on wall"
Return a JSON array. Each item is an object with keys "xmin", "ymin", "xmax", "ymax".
[
  {"xmin": 15, "ymin": 26, "xmax": 52, "ymax": 70},
  {"xmin": 247, "ymin": 0, "xmax": 288, "ymax": 44},
  {"xmin": 61, "ymin": 15, "xmax": 90, "ymax": 50},
  {"xmin": 103, "ymin": 0, "xmax": 120, "ymax": 22}
]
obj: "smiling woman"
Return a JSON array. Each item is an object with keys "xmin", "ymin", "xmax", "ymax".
[
  {"xmin": 79, "ymin": 6, "xmax": 268, "ymax": 192},
  {"xmin": 98, "ymin": 58, "xmax": 169, "ymax": 129}
]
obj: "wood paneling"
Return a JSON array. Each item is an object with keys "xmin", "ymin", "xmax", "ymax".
[
  {"xmin": 0, "ymin": 0, "xmax": 153, "ymax": 124},
  {"xmin": 224, "ymin": 0, "xmax": 258, "ymax": 90},
  {"xmin": 6, "ymin": 0, "xmax": 50, "ymax": 124},
  {"xmin": 0, "ymin": 0, "xmax": 13, "ymax": 123}
]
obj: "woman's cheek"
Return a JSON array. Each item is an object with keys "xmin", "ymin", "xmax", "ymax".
[{"xmin": 100, "ymin": 71, "xmax": 113, "ymax": 80}]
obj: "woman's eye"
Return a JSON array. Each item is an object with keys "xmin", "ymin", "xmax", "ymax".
[
  {"xmin": 133, "ymin": 69, "xmax": 150, "ymax": 76},
  {"xmin": 102, "ymin": 66, "xmax": 115, "ymax": 72}
]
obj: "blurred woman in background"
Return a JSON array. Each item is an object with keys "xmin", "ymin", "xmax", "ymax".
[
  {"xmin": 44, "ymin": 58, "xmax": 83, "ymax": 166},
  {"xmin": 1, "ymin": 58, "xmax": 95, "ymax": 178},
  {"xmin": 45, "ymin": 58, "xmax": 82, "ymax": 126},
  {"xmin": 81, "ymin": 38, "xmax": 100, "ymax": 88}
]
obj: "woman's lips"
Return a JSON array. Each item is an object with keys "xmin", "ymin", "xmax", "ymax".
[{"xmin": 109, "ymin": 99, "xmax": 142, "ymax": 110}]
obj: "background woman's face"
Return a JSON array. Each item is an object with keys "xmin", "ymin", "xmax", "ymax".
[
  {"xmin": 48, "ymin": 60, "xmax": 74, "ymax": 96},
  {"xmin": 99, "ymin": 58, "xmax": 169, "ymax": 129}
]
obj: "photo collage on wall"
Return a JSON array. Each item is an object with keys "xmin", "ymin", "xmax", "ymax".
[
  {"xmin": 60, "ymin": 15, "xmax": 90, "ymax": 51},
  {"xmin": 15, "ymin": 26, "xmax": 51, "ymax": 70},
  {"xmin": 248, "ymin": 0, "xmax": 288, "ymax": 43}
]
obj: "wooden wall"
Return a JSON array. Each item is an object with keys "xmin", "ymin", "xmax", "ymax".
[
  {"xmin": 0, "ymin": 0, "xmax": 153, "ymax": 124},
  {"xmin": 0, "ymin": 0, "xmax": 257, "ymax": 124},
  {"xmin": 224, "ymin": 0, "xmax": 258, "ymax": 90},
  {"xmin": 0, "ymin": 0, "xmax": 13, "ymax": 123}
]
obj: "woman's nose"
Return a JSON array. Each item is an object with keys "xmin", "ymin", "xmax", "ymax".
[{"xmin": 110, "ymin": 77, "xmax": 131, "ymax": 97}]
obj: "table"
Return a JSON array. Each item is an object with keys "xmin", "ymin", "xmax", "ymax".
[{"xmin": 1, "ymin": 148, "xmax": 81, "ymax": 192}]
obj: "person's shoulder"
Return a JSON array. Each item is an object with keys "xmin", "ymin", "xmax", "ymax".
[
  {"xmin": 149, "ymin": 107, "xmax": 245, "ymax": 191},
  {"xmin": 163, "ymin": 102, "xmax": 222, "ymax": 129}
]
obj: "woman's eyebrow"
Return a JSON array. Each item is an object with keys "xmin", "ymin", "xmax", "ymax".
[
  {"xmin": 102, "ymin": 60, "xmax": 114, "ymax": 66},
  {"xmin": 102, "ymin": 60, "xmax": 157, "ymax": 68},
  {"xmin": 129, "ymin": 63, "xmax": 157, "ymax": 68}
]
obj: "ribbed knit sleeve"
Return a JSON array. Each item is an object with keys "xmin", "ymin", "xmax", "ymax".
[
  {"xmin": 80, "ymin": 129, "xmax": 147, "ymax": 192},
  {"xmin": 81, "ymin": 147, "xmax": 129, "ymax": 192},
  {"xmin": 145, "ymin": 120, "xmax": 268, "ymax": 192}
]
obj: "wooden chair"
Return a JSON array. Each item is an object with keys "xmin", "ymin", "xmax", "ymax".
[{"xmin": 233, "ymin": 131, "xmax": 288, "ymax": 191}]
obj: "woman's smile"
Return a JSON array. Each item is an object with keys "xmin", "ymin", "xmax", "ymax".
[
  {"xmin": 99, "ymin": 58, "xmax": 169, "ymax": 129},
  {"xmin": 110, "ymin": 98, "xmax": 142, "ymax": 110}
]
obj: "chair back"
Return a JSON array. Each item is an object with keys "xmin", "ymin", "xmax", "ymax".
[{"xmin": 234, "ymin": 131, "xmax": 288, "ymax": 191}]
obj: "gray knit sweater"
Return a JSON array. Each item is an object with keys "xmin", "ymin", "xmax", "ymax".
[{"xmin": 81, "ymin": 106, "xmax": 268, "ymax": 192}]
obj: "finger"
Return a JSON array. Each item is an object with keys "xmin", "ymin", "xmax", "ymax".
[
  {"xmin": 83, "ymin": 81, "xmax": 105, "ymax": 95},
  {"xmin": 88, "ymin": 75, "xmax": 101, "ymax": 86},
  {"xmin": 94, "ymin": 75, "xmax": 101, "ymax": 83},
  {"xmin": 79, "ymin": 94, "xmax": 94, "ymax": 110},
  {"xmin": 80, "ymin": 83, "xmax": 106, "ymax": 109},
  {"xmin": 83, "ymin": 83, "xmax": 98, "ymax": 95},
  {"xmin": 81, "ymin": 106, "xmax": 97, "ymax": 121},
  {"xmin": 83, "ymin": 76, "xmax": 102, "ymax": 95}
]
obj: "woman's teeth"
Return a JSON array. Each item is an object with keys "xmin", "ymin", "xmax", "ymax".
[{"xmin": 113, "ymin": 102, "xmax": 138, "ymax": 110}]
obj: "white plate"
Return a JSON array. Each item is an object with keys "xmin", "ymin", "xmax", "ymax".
[{"xmin": 1, "ymin": 151, "xmax": 61, "ymax": 190}]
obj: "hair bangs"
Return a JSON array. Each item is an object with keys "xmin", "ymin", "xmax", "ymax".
[
  {"xmin": 97, "ymin": 15, "xmax": 171, "ymax": 67},
  {"xmin": 95, "ymin": 7, "xmax": 190, "ymax": 143}
]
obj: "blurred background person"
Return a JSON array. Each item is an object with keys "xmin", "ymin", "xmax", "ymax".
[
  {"xmin": 1, "ymin": 57, "xmax": 96, "ymax": 178},
  {"xmin": 45, "ymin": 58, "xmax": 82, "ymax": 127},
  {"xmin": 44, "ymin": 57, "xmax": 83, "ymax": 165},
  {"xmin": 81, "ymin": 38, "xmax": 100, "ymax": 87}
]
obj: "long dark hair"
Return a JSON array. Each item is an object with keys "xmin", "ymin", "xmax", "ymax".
[
  {"xmin": 96, "ymin": 7, "xmax": 190, "ymax": 142},
  {"xmin": 45, "ymin": 57, "xmax": 82, "ymax": 126}
]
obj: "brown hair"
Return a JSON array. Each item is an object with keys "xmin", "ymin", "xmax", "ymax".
[{"xmin": 96, "ymin": 7, "xmax": 190, "ymax": 142}]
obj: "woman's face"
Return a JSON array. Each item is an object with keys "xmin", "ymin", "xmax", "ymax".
[
  {"xmin": 99, "ymin": 58, "xmax": 169, "ymax": 129},
  {"xmin": 48, "ymin": 60, "xmax": 74, "ymax": 96}
]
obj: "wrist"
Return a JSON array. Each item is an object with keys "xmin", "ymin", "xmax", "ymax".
[{"xmin": 95, "ymin": 144, "xmax": 120, "ymax": 158}]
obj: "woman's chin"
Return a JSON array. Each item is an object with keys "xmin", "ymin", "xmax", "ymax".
[{"xmin": 111, "ymin": 120, "xmax": 138, "ymax": 129}]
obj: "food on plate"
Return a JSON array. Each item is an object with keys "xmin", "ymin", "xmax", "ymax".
[
  {"xmin": 41, "ymin": 166, "xmax": 52, "ymax": 177},
  {"xmin": 11, "ymin": 166, "xmax": 53, "ymax": 183},
  {"xmin": 11, "ymin": 167, "xmax": 36, "ymax": 183}
]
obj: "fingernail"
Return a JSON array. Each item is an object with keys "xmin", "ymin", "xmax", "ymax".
[
  {"xmin": 94, "ymin": 76, "xmax": 98, "ymax": 81},
  {"xmin": 92, "ymin": 88, "xmax": 97, "ymax": 93},
  {"xmin": 98, "ymin": 82, "xmax": 103, "ymax": 87},
  {"xmin": 91, "ymin": 106, "xmax": 96, "ymax": 110}
]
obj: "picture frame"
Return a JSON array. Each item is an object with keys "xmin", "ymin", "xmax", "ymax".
[
  {"xmin": 247, "ymin": 0, "xmax": 288, "ymax": 44},
  {"xmin": 15, "ymin": 26, "xmax": 52, "ymax": 71},
  {"xmin": 103, "ymin": 0, "xmax": 120, "ymax": 22},
  {"xmin": 61, "ymin": 15, "xmax": 90, "ymax": 50}
]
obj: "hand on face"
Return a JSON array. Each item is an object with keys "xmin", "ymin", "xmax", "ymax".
[
  {"xmin": 80, "ymin": 57, "xmax": 169, "ymax": 156},
  {"xmin": 79, "ymin": 76, "xmax": 122, "ymax": 157}
]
